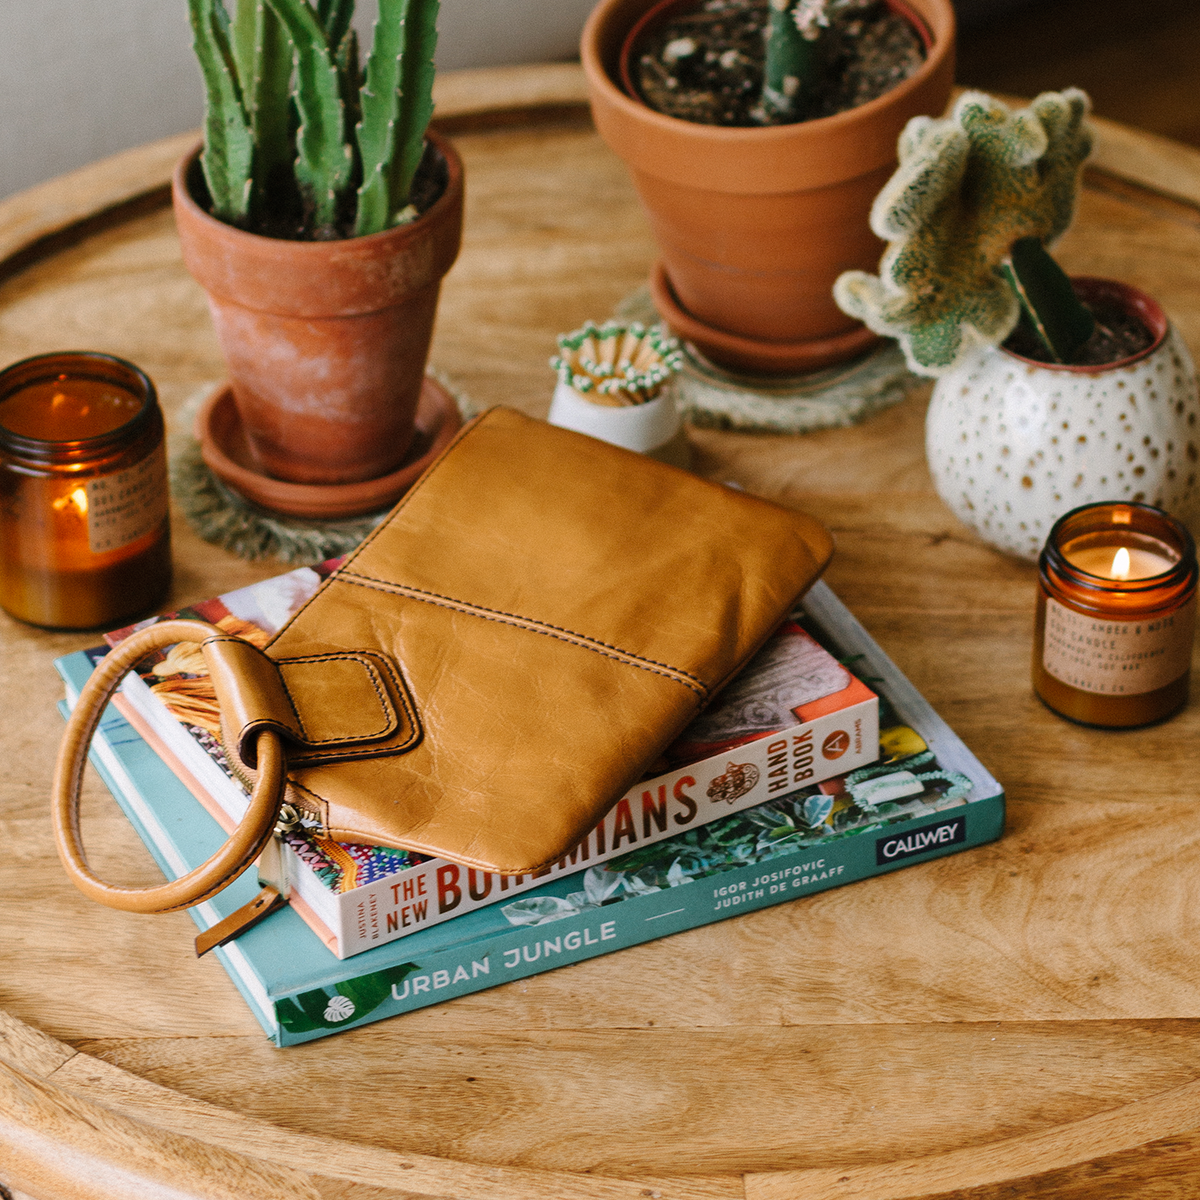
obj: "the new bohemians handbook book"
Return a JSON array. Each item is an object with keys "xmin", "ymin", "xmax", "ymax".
[
  {"xmin": 85, "ymin": 559, "xmax": 881, "ymax": 958},
  {"xmin": 57, "ymin": 581, "xmax": 1004, "ymax": 1047}
]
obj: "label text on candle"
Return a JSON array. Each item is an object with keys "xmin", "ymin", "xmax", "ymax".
[
  {"xmin": 85, "ymin": 449, "xmax": 169, "ymax": 554},
  {"xmin": 1042, "ymin": 597, "xmax": 1197, "ymax": 695}
]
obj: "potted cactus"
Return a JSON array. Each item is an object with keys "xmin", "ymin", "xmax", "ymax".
[
  {"xmin": 760, "ymin": 0, "xmax": 908, "ymax": 124},
  {"xmin": 834, "ymin": 88, "xmax": 1200, "ymax": 560},
  {"xmin": 581, "ymin": 0, "xmax": 955, "ymax": 376},
  {"xmin": 174, "ymin": 0, "xmax": 462, "ymax": 511}
]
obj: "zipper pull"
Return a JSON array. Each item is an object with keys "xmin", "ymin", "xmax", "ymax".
[
  {"xmin": 194, "ymin": 804, "xmax": 306, "ymax": 956},
  {"xmin": 195, "ymin": 885, "xmax": 286, "ymax": 957},
  {"xmin": 256, "ymin": 802, "xmax": 306, "ymax": 895}
]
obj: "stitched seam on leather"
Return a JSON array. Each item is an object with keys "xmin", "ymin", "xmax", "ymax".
[
  {"xmin": 340, "ymin": 572, "xmax": 709, "ymax": 690},
  {"xmin": 335, "ymin": 572, "xmax": 709, "ymax": 698},
  {"xmin": 371, "ymin": 653, "xmax": 421, "ymax": 750},
  {"xmin": 275, "ymin": 652, "xmax": 396, "ymax": 743},
  {"xmin": 263, "ymin": 413, "xmax": 487, "ymax": 653}
]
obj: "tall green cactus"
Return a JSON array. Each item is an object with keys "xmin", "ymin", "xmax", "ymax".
[
  {"xmin": 189, "ymin": 0, "xmax": 255, "ymax": 224},
  {"xmin": 230, "ymin": 1, "xmax": 292, "ymax": 217},
  {"xmin": 261, "ymin": 0, "xmax": 354, "ymax": 235},
  {"xmin": 355, "ymin": 0, "xmax": 438, "ymax": 236},
  {"xmin": 186, "ymin": 0, "xmax": 440, "ymax": 239},
  {"xmin": 762, "ymin": 0, "xmax": 866, "ymax": 122}
]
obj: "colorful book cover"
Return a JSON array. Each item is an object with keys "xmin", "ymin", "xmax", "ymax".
[
  {"xmin": 97, "ymin": 565, "xmax": 879, "ymax": 957},
  {"xmin": 57, "ymin": 582, "xmax": 1005, "ymax": 1047}
]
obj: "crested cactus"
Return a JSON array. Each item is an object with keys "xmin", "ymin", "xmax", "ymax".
[
  {"xmin": 833, "ymin": 88, "xmax": 1096, "ymax": 374},
  {"xmin": 187, "ymin": 0, "xmax": 440, "ymax": 239}
]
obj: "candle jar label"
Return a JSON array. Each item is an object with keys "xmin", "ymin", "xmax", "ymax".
[
  {"xmin": 1042, "ymin": 596, "xmax": 1197, "ymax": 695},
  {"xmin": 84, "ymin": 448, "xmax": 169, "ymax": 555}
]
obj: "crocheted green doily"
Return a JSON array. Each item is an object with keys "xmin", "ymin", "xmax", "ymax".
[{"xmin": 615, "ymin": 285, "xmax": 920, "ymax": 433}]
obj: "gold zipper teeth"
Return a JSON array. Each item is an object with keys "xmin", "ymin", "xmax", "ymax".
[
  {"xmin": 219, "ymin": 723, "xmax": 327, "ymax": 837},
  {"xmin": 274, "ymin": 803, "xmax": 304, "ymax": 835}
]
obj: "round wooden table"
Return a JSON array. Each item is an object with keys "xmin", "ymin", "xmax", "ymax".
[{"xmin": 4, "ymin": 65, "xmax": 1200, "ymax": 1200}]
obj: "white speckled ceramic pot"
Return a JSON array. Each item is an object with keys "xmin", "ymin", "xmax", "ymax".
[{"xmin": 926, "ymin": 278, "xmax": 1200, "ymax": 561}]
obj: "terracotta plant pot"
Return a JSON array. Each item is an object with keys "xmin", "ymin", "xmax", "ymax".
[
  {"xmin": 196, "ymin": 376, "xmax": 463, "ymax": 519},
  {"xmin": 925, "ymin": 278, "xmax": 1200, "ymax": 561},
  {"xmin": 581, "ymin": 0, "xmax": 955, "ymax": 375},
  {"xmin": 173, "ymin": 130, "xmax": 464, "ymax": 487}
]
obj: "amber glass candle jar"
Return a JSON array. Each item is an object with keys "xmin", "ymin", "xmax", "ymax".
[
  {"xmin": 0, "ymin": 352, "xmax": 171, "ymax": 629},
  {"xmin": 1033, "ymin": 502, "xmax": 1197, "ymax": 727}
]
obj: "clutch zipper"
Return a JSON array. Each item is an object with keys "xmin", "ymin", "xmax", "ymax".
[
  {"xmin": 194, "ymin": 801, "xmax": 323, "ymax": 957},
  {"xmin": 197, "ymin": 724, "xmax": 328, "ymax": 956},
  {"xmin": 256, "ymin": 801, "xmax": 307, "ymax": 895}
]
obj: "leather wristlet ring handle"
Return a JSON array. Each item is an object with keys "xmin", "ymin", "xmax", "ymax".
[{"xmin": 51, "ymin": 619, "xmax": 286, "ymax": 914}]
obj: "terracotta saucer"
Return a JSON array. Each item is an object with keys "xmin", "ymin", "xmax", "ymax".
[
  {"xmin": 649, "ymin": 261, "xmax": 880, "ymax": 376},
  {"xmin": 195, "ymin": 376, "xmax": 463, "ymax": 520}
]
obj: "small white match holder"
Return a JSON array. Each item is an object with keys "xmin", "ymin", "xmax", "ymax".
[{"xmin": 547, "ymin": 380, "xmax": 682, "ymax": 455}]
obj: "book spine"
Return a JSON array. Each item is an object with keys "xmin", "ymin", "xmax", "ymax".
[
  {"xmin": 273, "ymin": 790, "xmax": 1004, "ymax": 1046},
  {"xmin": 330, "ymin": 695, "xmax": 879, "ymax": 955}
]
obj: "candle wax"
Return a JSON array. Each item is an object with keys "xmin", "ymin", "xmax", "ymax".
[
  {"xmin": 0, "ymin": 378, "xmax": 143, "ymax": 441},
  {"xmin": 1064, "ymin": 543, "xmax": 1177, "ymax": 581}
]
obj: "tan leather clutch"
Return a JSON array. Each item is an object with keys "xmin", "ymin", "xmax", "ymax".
[{"xmin": 54, "ymin": 408, "xmax": 833, "ymax": 925}]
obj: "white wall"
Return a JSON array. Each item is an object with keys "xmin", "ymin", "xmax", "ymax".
[{"xmin": 0, "ymin": 0, "xmax": 597, "ymax": 200}]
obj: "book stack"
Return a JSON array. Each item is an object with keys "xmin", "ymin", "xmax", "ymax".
[{"xmin": 57, "ymin": 572, "xmax": 1003, "ymax": 1046}]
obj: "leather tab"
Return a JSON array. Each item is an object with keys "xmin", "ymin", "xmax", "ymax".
[
  {"xmin": 275, "ymin": 651, "xmax": 419, "ymax": 765},
  {"xmin": 202, "ymin": 635, "xmax": 419, "ymax": 769},
  {"xmin": 277, "ymin": 655, "xmax": 400, "ymax": 745}
]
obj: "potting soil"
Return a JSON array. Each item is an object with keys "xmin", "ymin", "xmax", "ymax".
[
  {"xmin": 634, "ymin": 0, "xmax": 925, "ymax": 127},
  {"xmin": 1003, "ymin": 297, "xmax": 1156, "ymax": 366}
]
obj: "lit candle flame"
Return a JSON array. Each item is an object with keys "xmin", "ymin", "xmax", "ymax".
[
  {"xmin": 51, "ymin": 487, "xmax": 88, "ymax": 516},
  {"xmin": 1111, "ymin": 546, "xmax": 1131, "ymax": 580}
]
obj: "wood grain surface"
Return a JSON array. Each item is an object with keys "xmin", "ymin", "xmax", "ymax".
[{"xmin": 3, "ymin": 64, "xmax": 1200, "ymax": 1199}]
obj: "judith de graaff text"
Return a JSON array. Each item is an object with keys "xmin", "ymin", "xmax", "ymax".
[{"xmin": 712, "ymin": 859, "xmax": 846, "ymax": 909}]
